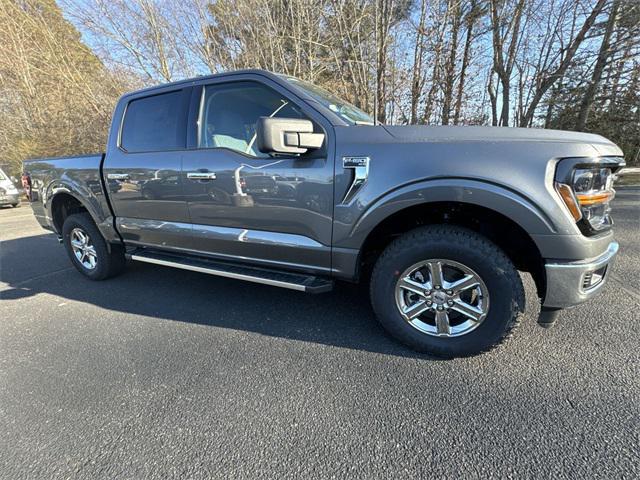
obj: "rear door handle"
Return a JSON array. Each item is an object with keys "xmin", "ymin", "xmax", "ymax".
[
  {"xmin": 187, "ymin": 172, "xmax": 217, "ymax": 180},
  {"xmin": 107, "ymin": 173, "xmax": 129, "ymax": 180}
]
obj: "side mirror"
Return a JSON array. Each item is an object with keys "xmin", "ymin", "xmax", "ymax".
[{"xmin": 256, "ymin": 117, "xmax": 325, "ymax": 154}]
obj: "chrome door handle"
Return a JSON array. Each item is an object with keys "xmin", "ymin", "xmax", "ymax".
[
  {"xmin": 187, "ymin": 172, "xmax": 217, "ymax": 180},
  {"xmin": 107, "ymin": 173, "xmax": 129, "ymax": 180}
]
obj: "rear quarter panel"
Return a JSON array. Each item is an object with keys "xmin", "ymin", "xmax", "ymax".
[{"xmin": 25, "ymin": 154, "xmax": 118, "ymax": 241}]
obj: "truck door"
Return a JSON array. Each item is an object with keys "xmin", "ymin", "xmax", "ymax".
[
  {"xmin": 103, "ymin": 87, "xmax": 193, "ymax": 249},
  {"xmin": 181, "ymin": 77, "xmax": 334, "ymax": 274}
]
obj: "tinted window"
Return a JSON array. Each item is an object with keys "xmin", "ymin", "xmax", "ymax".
[
  {"xmin": 283, "ymin": 76, "xmax": 374, "ymax": 125},
  {"xmin": 198, "ymin": 82, "xmax": 306, "ymax": 157},
  {"xmin": 121, "ymin": 90, "xmax": 185, "ymax": 152}
]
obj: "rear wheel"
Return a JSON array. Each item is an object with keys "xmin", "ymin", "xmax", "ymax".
[
  {"xmin": 62, "ymin": 213, "xmax": 125, "ymax": 280},
  {"xmin": 370, "ymin": 225, "xmax": 525, "ymax": 357}
]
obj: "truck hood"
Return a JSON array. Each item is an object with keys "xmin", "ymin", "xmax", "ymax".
[{"xmin": 382, "ymin": 125, "xmax": 623, "ymax": 157}]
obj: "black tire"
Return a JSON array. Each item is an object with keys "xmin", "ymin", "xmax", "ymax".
[
  {"xmin": 370, "ymin": 225, "xmax": 525, "ymax": 357},
  {"xmin": 62, "ymin": 212, "xmax": 126, "ymax": 280},
  {"xmin": 11, "ymin": 203, "xmax": 19, "ymax": 208}
]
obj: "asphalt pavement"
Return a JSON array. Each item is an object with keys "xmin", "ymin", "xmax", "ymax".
[{"xmin": 1, "ymin": 190, "xmax": 639, "ymax": 479}]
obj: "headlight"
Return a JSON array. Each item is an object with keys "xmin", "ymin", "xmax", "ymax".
[
  {"xmin": 0, "ymin": 187, "xmax": 5, "ymax": 195},
  {"xmin": 555, "ymin": 162, "xmax": 619, "ymax": 234},
  {"xmin": 572, "ymin": 167, "xmax": 614, "ymax": 231}
]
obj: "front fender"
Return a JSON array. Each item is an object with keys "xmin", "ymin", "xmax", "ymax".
[{"xmin": 333, "ymin": 177, "xmax": 556, "ymax": 251}]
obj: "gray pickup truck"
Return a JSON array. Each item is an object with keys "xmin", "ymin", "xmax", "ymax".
[{"xmin": 25, "ymin": 69, "xmax": 625, "ymax": 357}]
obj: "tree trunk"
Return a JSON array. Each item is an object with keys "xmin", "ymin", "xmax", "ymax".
[
  {"xmin": 489, "ymin": 0, "xmax": 526, "ymax": 127},
  {"xmin": 544, "ymin": 80, "xmax": 563, "ymax": 128},
  {"xmin": 488, "ymin": 70, "xmax": 498, "ymax": 126},
  {"xmin": 499, "ymin": 74, "xmax": 510, "ymax": 126},
  {"xmin": 375, "ymin": 0, "xmax": 394, "ymax": 124},
  {"xmin": 422, "ymin": 6, "xmax": 450, "ymax": 123},
  {"xmin": 575, "ymin": 0, "xmax": 619, "ymax": 130},
  {"xmin": 454, "ymin": 5, "xmax": 476, "ymax": 125},
  {"xmin": 519, "ymin": 0, "xmax": 607, "ymax": 127},
  {"xmin": 410, "ymin": 0, "xmax": 427, "ymax": 124},
  {"xmin": 441, "ymin": 0, "xmax": 461, "ymax": 125}
]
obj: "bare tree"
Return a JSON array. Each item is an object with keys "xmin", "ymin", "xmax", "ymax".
[
  {"xmin": 62, "ymin": 0, "xmax": 194, "ymax": 82},
  {"xmin": 0, "ymin": 0, "xmax": 127, "ymax": 174},
  {"xmin": 3, "ymin": 0, "xmax": 639, "ymax": 171},
  {"xmin": 409, "ymin": 0, "xmax": 429, "ymax": 124},
  {"xmin": 453, "ymin": 0, "xmax": 482, "ymax": 125},
  {"xmin": 422, "ymin": 1, "xmax": 451, "ymax": 123},
  {"xmin": 441, "ymin": 0, "xmax": 462, "ymax": 124},
  {"xmin": 518, "ymin": 0, "xmax": 607, "ymax": 127},
  {"xmin": 489, "ymin": 0, "xmax": 527, "ymax": 126},
  {"xmin": 576, "ymin": 0, "xmax": 619, "ymax": 130}
]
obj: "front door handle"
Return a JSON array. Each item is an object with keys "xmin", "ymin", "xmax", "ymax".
[
  {"xmin": 107, "ymin": 173, "xmax": 129, "ymax": 180},
  {"xmin": 187, "ymin": 172, "xmax": 217, "ymax": 180}
]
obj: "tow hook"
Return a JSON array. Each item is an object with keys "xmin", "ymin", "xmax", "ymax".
[{"xmin": 538, "ymin": 307, "xmax": 561, "ymax": 328}]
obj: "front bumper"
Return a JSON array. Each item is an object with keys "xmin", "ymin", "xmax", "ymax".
[
  {"xmin": 0, "ymin": 192, "xmax": 20, "ymax": 206},
  {"xmin": 543, "ymin": 241, "xmax": 618, "ymax": 308}
]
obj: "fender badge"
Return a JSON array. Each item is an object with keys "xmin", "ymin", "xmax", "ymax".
[
  {"xmin": 343, "ymin": 156, "xmax": 369, "ymax": 168},
  {"xmin": 341, "ymin": 156, "xmax": 370, "ymax": 204}
]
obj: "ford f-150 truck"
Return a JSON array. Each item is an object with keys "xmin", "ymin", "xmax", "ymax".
[{"xmin": 25, "ymin": 69, "xmax": 625, "ymax": 357}]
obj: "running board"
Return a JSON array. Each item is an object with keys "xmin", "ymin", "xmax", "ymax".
[{"xmin": 128, "ymin": 250, "xmax": 333, "ymax": 293}]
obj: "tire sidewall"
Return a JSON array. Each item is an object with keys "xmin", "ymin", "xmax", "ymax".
[
  {"xmin": 62, "ymin": 213, "xmax": 111, "ymax": 280},
  {"xmin": 371, "ymin": 226, "xmax": 524, "ymax": 356}
]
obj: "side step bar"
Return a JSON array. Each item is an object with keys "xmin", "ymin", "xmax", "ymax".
[{"xmin": 128, "ymin": 250, "xmax": 333, "ymax": 293}]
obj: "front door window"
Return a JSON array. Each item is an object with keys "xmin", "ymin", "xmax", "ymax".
[{"xmin": 197, "ymin": 81, "xmax": 307, "ymax": 157}]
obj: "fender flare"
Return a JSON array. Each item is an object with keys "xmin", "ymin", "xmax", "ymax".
[
  {"xmin": 45, "ymin": 181, "xmax": 119, "ymax": 245},
  {"xmin": 345, "ymin": 177, "xmax": 556, "ymax": 250}
]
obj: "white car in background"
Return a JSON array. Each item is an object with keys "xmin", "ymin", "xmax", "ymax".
[{"xmin": 0, "ymin": 168, "xmax": 20, "ymax": 207}]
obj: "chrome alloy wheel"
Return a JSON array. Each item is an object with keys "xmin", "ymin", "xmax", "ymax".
[
  {"xmin": 394, "ymin": 259, "xmax": 490, "ymax": 337},
  {"xmin": 70, "ymin": 227, "xmax": 97, "ymax": 270}
]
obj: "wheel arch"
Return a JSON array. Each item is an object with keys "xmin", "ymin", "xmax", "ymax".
[
  {"xmin": 48, "ymin": 189, "xmax": 122, "ymax": 255},
  {"xmin": 348, "ymin": 180, "xmax": 549, "ymax": 298},
  {"xmin": 349, "ymin": 178, "xmax": 556, "ymax": 242},
  {"xmin": 45, "ymin": 181, "xmax": 120, "ymax": 246},
  {"xmin": 49, "ymin": 190, "xmax": 93, "ymax": 233}
]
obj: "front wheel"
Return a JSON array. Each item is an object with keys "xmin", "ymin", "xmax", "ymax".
[
  {"xmin": 62, "ymin": 213, "xmax": 126, "ymax": 280},
  {"xmin": 370, "ymin": 225, "xmax": 525, "ymax": 357}
]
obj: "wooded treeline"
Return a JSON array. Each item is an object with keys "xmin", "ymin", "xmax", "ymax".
[{"xmin": 1, "ymin": 0, "xmax": 638, "ymax": 175}]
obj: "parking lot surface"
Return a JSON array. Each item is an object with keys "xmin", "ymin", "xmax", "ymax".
[{"xmin": 1, "ymin": 190, "xmax": 639, "ymax": 479}]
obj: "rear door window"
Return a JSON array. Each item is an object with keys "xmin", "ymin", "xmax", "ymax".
[{"xmin": 121, "ymin": 90, "xmax": 187, "ymax": 152}]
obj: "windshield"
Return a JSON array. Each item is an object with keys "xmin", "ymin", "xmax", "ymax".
[{"xmin": 283, "ymin": 76, "xmax": 374, "ymax": 125}]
